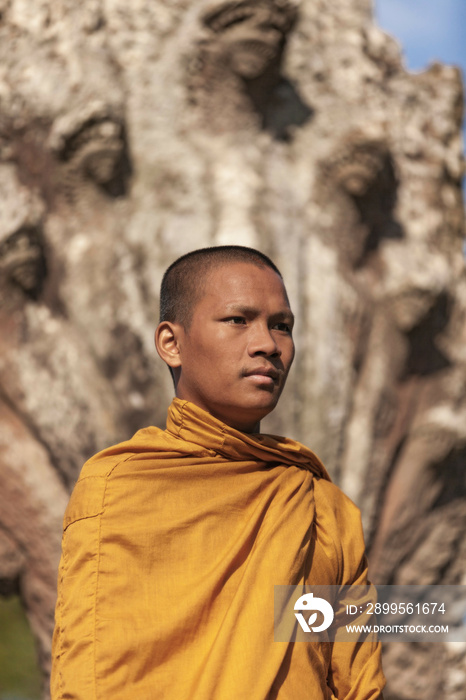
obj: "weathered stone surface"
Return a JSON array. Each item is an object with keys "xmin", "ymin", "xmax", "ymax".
[{"xmin": 0, "ymin": 1, "xmax": 464, "ymax": 696}]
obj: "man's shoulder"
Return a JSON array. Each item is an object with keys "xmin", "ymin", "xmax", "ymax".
[
  {"xmin": 62, "ymin": 426, "xmax": 165, "ymax": 529},
  {"xmin": 79, "ymin": 425, "xmax": 166, "ymax": 479}
]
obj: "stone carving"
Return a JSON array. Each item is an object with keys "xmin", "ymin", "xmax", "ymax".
[
  {"xmin": 0, "ymin": 226, "xmax": 47, "ymax": 301},
  {"xmin": 0, "ymin": 162, "xmax": 48, "ymax": 308},
  {"xmin": 318, "ymin": 132, "xmax": 402, "ymax": 267},
  {"xmin": 322, "ymin": 132, "xmax": 391, "ymax": 198},
  {"xmin": 201, "ymin": 0, "xmax": 297, "ymax": 79},
  {"xmin": 189, "ymin": 0, "xmax": 311, "ymax": 136},
  {"xmin": 54, "ymin": 116, "xmax": 131, "ymax": 200}
]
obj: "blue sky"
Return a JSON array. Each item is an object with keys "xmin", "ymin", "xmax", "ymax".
[
  {"xmin": 375, "ymin": 0, "xmax": 466, "ymax": 73},
  {"xmin": 375, "ymin": 0, "xmax": 466, "ymax": 194}
]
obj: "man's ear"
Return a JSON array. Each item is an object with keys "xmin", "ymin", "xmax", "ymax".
[{"xmin": 155, "ymin": 321, "xmax": 183, "ymax": 369}]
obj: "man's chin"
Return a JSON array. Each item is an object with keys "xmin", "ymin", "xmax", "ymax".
[{"xmin": 229, "ymin": 398, "xmax": 280, "ymax": 432}]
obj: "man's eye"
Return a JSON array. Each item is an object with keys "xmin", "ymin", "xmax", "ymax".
[
  {"xmin": 274, "ymin": 322, "xmax": 292, "ymax": 333},
  {"xmin": 226, "ymin": 317, "xmax": 246, "ymax": 324}
]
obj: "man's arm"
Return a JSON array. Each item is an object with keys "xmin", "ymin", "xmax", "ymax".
[
  {"xmin": 328, "ymin": 557, "xmax": 385, "ymax": 700},
  {"xmin": 313, "ymin": 479, "xmax": 386, "ymax": 699},
  {"xmin": 51, "ymin": 474, "xmax": 107, "ymax": 699}
]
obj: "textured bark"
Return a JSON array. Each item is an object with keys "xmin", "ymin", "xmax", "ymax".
[{"xmin": 0, "ymin": 1, "xmax": 464, "ymax": 697}]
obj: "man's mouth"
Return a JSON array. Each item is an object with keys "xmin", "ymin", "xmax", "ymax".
[{"xmin": 243, "ymin": 367, "xmax": 280, "ymax": 384}]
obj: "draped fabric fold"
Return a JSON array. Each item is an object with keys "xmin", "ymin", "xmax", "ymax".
[{"xmin": 51, "ymin": 399, "xmax": 385, "ymax": 699}]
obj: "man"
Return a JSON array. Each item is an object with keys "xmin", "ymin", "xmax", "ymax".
[{"xmin": 51, "ymin": 246, "xmax": 385, "ymax": 699}]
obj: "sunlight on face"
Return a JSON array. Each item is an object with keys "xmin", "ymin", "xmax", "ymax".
[{"xmin": 175, "ymin": 262, "xmax": 295, "ymax": 432}]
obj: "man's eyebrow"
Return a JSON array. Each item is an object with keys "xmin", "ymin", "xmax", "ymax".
[{"xmin": 224, "ymin": 304, "xmax": 295, "ymax": 322}]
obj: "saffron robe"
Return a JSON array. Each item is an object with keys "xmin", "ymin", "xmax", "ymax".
[{"xmin": 51, "ymin": 398, "xmax": 385, "ymax": 699}]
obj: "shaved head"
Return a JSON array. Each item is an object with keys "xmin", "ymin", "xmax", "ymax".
[{"xmin": 159, "ymin": 246, "xmax": 283, "ymax": 328}]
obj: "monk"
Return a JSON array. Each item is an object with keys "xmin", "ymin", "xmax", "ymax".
[{"xmin": 51, "ymin": 246, "xmax": 385, "ymax": 699}]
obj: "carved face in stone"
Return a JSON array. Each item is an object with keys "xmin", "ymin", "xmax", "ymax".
[
  {"xmin": 0, "ymin": 227, "xmax": 46, "ymax": 299},
  {"xmin": 60, "ymin": 117, "xmax": 130, "ymax": 197},
  {"xmin": 202, "ymin": 0, "xmax": 296, "ymax": 79},
  {"xmin": 326, "ymin": 136, "xmax": 390, "ymax": 198}
]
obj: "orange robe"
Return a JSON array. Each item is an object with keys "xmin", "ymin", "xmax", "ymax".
[{"xmin": 51, "ymin": 398, "xmax": 385, "ymax": 699}]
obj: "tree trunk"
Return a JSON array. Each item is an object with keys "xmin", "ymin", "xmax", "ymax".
[{"xmin": 0, "ymin": 1, "xmax": 464, "ymax": 697}]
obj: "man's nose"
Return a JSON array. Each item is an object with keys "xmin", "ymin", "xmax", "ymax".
[{"xmin": 247, "ymin": 324, "xmax": 281, "ymax": 357}]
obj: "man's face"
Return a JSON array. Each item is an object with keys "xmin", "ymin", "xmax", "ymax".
[{"xmin": 172, "ymin": 262, "xmax": 295, "ymax": 432}]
